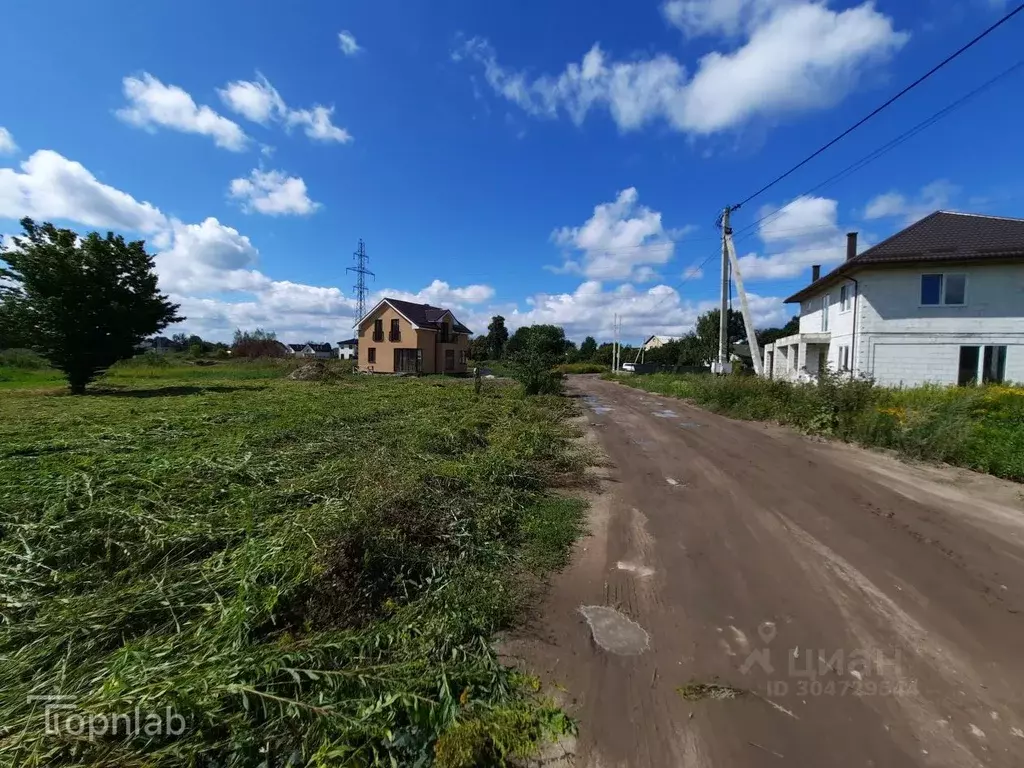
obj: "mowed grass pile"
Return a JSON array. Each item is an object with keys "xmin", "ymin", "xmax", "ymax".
[
  {"xmin": 0, "ymin": 366, "xmax": 586, "ymax": 766},
  {"xmin": 609, "ymin": 372, "xmax": 1024, "ymax": 481}
]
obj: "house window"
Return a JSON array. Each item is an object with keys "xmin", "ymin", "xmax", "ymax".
[
  {"xmin": 439, "ymin": 322, "xmax": 451, "ymax": 343},
  {"xmin": 983, "ymin": 345, "xmax": 1007, "ymax": 384},
  {"xmin": 821, "ymin": 294, "xmax": 830, "ymax": 332},
  {"xmin": 368, "ymin": 348, "xmax": 376, "ymax": 364},
  {"xmin": 958, "ymin": 346, "xmax": 979, "ymax": 386},
  {"xmin": 839, "ymin": 284, "xmax": 854, "ymax": 312},
  {"xmin": 459, "ymin": 350, "xmax": 467, "ymax": 366},
  {"xmin": 921, "ymin": 273, "xmax": 966, "ymax": 306},
  {"xmin": 389, "ymin": 318, "xmax": 401, "ymax": 342},
  {"xmin": 373, "ymin": 319, "xmax": 384, "ymax": 342}
]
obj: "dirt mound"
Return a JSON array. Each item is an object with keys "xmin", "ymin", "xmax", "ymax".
[{"xmin": 288, "ymin": 361, "xmax": 331, "ymax": 381}]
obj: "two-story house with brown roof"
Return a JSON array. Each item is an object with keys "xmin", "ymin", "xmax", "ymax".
[
  {"xmin": 357, "ymin": 298, "xmax": 472, "ymax": 374},
  {"xmin": 763, "ymin": 211, "xmax": 1024, "ymax": 387}
]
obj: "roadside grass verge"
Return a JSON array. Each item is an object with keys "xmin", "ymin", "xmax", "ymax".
[
  {"xmin": 554, "ymin": 363, "xmax": 606, "ymax": 375},
  {"xmin": 0, "ymin": 367, "xmax": 587, "ymax": 766},
  {"xmin": 607, "ymin": 372, "xmax": 1024, "ymax": 482}
]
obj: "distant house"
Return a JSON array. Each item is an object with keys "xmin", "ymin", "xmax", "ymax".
[
  {"xmin": 336, "ymin": 338, "xmax": 358, "ymax": 360},
  {"xmin": 289, "ymin": 343, "xmax": 334, "ymax": 360},
  {"xmin": 137, "ymin": 336, "xmax": 174, "ymax": 354},
  {"xmin": 763, "ymin": 211, "xmax": 1024, "ymax": 387},
  {"xmin": 357, "ymin": 297, "xmax": 472, "ymax": 374},
  {"xmin": 642, "ymin": 335, "xmax": 679, "ymax": 351}
]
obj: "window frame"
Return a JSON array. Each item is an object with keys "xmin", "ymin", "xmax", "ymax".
[
  {"xmin": 367, "ymin": 347, "xmax": 376, "ymax": 364},
  {"xmin": 389, "ymin": 318, "xmax": 401, "ymax": 342},
  {"xmin": 373, "ymin": 318, "xmax": 385, "ymax": 342},
  {"xmin": 982, "ymin": 345, "xmax": 1007, "ymax": 385},
  {"xmin": 821, "ymin": 294, "xmax": 831, "ymax": 332},
  {"xmin": 920, "ymin": 273, "xmax": 968, "ymax": 307},
  {"xmin": 839, "ymin": 284, "xmax": 854, "ymax": 313}
]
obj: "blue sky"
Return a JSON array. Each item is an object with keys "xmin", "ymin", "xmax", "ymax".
[{"xmin": 2, "ymin": 0, "xmax": 1022, "ymax": 343}]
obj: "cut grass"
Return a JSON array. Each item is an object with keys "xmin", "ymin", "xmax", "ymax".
[
  {"xmin": 608, "ymin": 372, "xmax": 1024, "ymax": 482},
  {"xmin": 0, "ymin": 365, "xmax": 587, "ymax": 766}
]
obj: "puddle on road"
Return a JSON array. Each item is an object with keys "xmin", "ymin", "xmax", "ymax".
[
  {"xmin": 579, "ymin": 605, "xmax": 650, "ymax": 655},
  {"xmin": 652, "ymin": 410, "xmax": 678, "ymax": 419},
  {"xmin": 583, "ymin": 396, "xmax": 613, "ymax": 415}
]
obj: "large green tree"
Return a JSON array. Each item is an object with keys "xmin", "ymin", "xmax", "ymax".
[
  {"xmin": 468, "ymin": 334, "xmax": 490, "ymax": 361},
  {"xmin": 579, "ymin": 336, "xmax": 598, "ymax": 361},
  {"xmin": 0, "ymin": 218, "xmax": 182, "ymax": 393},
  {"xmin": 485, "ymin": 315, "xmax": 509, "ymax": 359}
]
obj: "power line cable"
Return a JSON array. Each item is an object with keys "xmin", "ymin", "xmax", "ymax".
[
  {"xmin": 733, "ymin": 2, "xmax": 1024, "ymax": 210},
  {"xmin": 647, "ymin": 55, "xmax": 1024, "ymax": 317},
  {"xmin": 732, "ymin": 58, "xmax": 1024, "ymax": 244}
]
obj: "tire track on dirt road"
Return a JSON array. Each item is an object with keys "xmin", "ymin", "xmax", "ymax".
[{"xmin": 511, "ymin": 376, "xmax": 1024, "ymax": 767}]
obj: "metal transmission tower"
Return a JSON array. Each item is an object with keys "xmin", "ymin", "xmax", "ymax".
[{"xmin": 347, "ymin": 239, "xmax": 374, "ymax": 327}]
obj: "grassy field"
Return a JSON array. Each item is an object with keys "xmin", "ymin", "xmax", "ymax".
[
  {"xmin": 609, "ymin": 372, "xmax": 1024, "ymax": 482},
  {"xmin": 0, "ymin": 361, "xmax": 587, "ymax": 766}
]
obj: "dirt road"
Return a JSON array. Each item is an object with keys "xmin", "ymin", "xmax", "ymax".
[{"xmin": 512, "ymin": 376, "xmax": 1024, "ymax": 767}]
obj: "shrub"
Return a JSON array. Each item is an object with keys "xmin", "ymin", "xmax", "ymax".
[
  {"xmin": 0, "ymin": 348, "xmax": 50, "ymax": 369},
  {"xmin": 554, "ymin": 362, "xmax": 606, "ymax": 374}
]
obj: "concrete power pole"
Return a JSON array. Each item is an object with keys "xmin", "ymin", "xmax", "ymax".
[
  {"xmin": 612, "ymin": 314, "xmax": 618, "ymax": 372},
  {"xmin": 724, "ymin": 225, "xmax": 765, "ymax": 376},
  {"xmin": 714, "ymin": 207, "xmax": 732, "ymax": 374}
]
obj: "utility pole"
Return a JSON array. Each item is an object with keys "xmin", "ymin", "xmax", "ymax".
[
  {"xmin": 724, "ymin": 223, "xmax": 764, "ymax": 376},
  {"xmin": 715, "ymin": 207, "xmax": 732, "ymax": 374},
  {"xmin": 346, "ymin": 239, "xmax": 374, "ymax": 328},
  {"xmin": 612, "ymin": 314, "xmax": 618, "ymax": 372}
]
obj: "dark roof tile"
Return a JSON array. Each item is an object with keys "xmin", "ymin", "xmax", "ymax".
[
  {"xmin": 786, "ymin": 211, "xmax": 1024, "ymax": 302},
  {"xmin": 375, "ymin": 298, "xmax": 472, "ymax": 334}
]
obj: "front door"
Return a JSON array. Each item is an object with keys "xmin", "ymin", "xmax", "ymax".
[{"xmin": 444, "ymin": 349, "xmax": 455, "ymax": 372}]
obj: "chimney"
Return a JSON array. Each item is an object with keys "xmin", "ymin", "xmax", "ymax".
[
  {"xmin": 846, "ymin": 231, "xmax": 858, "ymax": 261},
  {"xmin": 811, "ymin": 264, "xmax": 821, "ymax": 282}
]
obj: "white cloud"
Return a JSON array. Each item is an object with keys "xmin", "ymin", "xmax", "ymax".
[
  {"xmin": 384, "ymin": 279, "xmax": 496, "ymax": 307},
  {"xmin": 219, "ymin": 74, "xmax": 354, "ymax": 144},
  {"xmin": 736, "ymin": 195, "xmax": 850, "ymax": 280},
  {"xmin": 0, "ymin": 150, "xmax": 168, "ymax": 233},
  {"xmin": 662, "ymin": 0, "xmax": 790, "ymax": 37},
  {"xmin": 229, "ymin": 169, "xmax": 320, "ymax": 216},
  {"xmin": 863, "ymin": 180, "xmax": 956, "ymax": 226},
  {"xmin": 117, "ymin": 73, "xmax": 248, "ymax": 151},
  {"xmin": 0, "ymin": 127, "xmax": 16, "ymax": 155},
  {"xmin": 863, "ymin": 191, "xmax": 906, "ymax": 220},
  {"xmin": 285, "ymin": 105, "xmax": 353, "ymax": 144},
  {"xmin": 506, "ymin": 279, "xmax": 787, "ymax": 342},
  {"xmin": 459, "ymin": 2, "xmax": 906, "ymax": 135},
  {"xmin": 551, "ymin": 188, "xmax": 678, "ymax": 281},
  {"xmin": 217, "ymin": 75, "xmax": 285, "ymax": 125},
  {"xmin": 338, "ymin": 30, "xmax": 362, "ymax": 56}
]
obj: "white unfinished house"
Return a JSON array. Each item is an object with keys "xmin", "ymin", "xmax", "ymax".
[{"xmin": 763, "ymin": 211, "xmax": 1024, "ymax": 387}]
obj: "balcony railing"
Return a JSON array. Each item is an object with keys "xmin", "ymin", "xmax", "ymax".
[
  {"xmin": 372, "ymin": 332, "xmax": 384, "ymax": 342},
  {"xmin": 388, "ymin": 331, "xmax": 401, "ymax": 342}
]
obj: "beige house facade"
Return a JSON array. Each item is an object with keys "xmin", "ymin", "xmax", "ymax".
[{"xmin": 357, "ymin": 298, "xmax": 471, "ymax": 374}]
